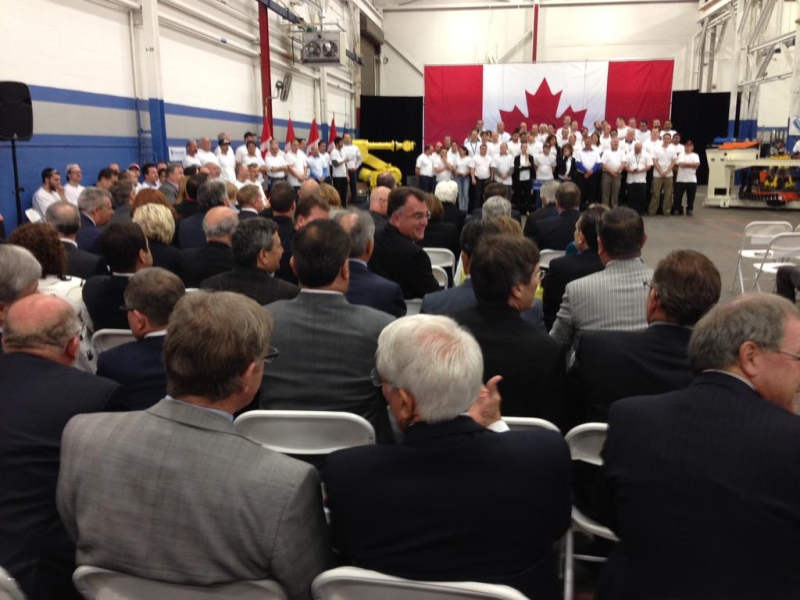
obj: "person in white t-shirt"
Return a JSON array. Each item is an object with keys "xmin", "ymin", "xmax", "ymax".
[
  {"xmin": 235, "ymin": 132, "xmax": 257, "ymax": 163},
  {"xmin": 264, "ymin": 139, "xmax": 288, "ymax": 190},
  {"xmin": 434, "ymin": 148, "xmax": 453, "ymax": 183},
  {"xmin": 674, "ymin": 140, "xmax": 700, "ymax": 216},
  {"xmin": 214, "ymin": 135, "xmax": 237, "ymax": 182},
  {"xmin": 464, "ymin": 130, "xmax": 481, "ymax": 157},
  {"xmin": 616, "ymin": 116, "xmax": 629, "ymax": 141},
  {"xmin": 671, "ymin": 133, "xmax": 685, "ymax": 158},
  {"xmin": 63, "ymin": 164, "xmax": 85, "ymax": 206},
  {"xmin": 496, "ymin": 121, "xmax": 511, "ymax": 144},
  {"xmin": 317, "ymin": 140, "xmax": 332, "ymax": 182},
  {"xmin": 491, "ymin": 143, "xmax": 514, "ymax": 198},
  {"xmin": 242, "ymin": 141, "xmax": 266, "ymax": 183},
  {"xmin": 600, "ymin": 138, "xmax": 626, "ymax": 207},
  {"xmin": 558, "ymin": 127, "xmax": 571, "ymax": 149},
  {"xmin": 342, "ymin": 133, "xmax": 363, "ymax": 204},
  {"xmin": 506, "ymin": 131, "xmax": 521, "ymax": 157},
  {"xmin": 196, "ymin": 137, "xmax": 218, "ymax": 167},
  {"xmin": 330, "ymin": 136, "xmax": 348, "ymax": 206},
  {"xmin": 285, "ymin": 140, "xmax": 308, "ymax": 189},
  {"xmin": 415, "ymin": 145, "xmax": 436, "ymax": 193},
  {"xmin": 32, "ymin": 167, "xmax": 67, "ymax": 217},
  {"xmin": 642, "ymin": 127, "xmax": 661, "ymax": 157},
  {"xmin": 454, "ymin": 146, "xmax": 473, "ymax": 212},
  {"xmin": 660, "ymin": 119, "xmax": 677, "ymax": 140},
  {"xmin": 636, "ymin": 120, "xmax": 651, "ymax": 144},
  {"xmin": 306, "ymin": 144, "xmax": 328, "ymax": 183},
  {"xmin": 625, "ymin": 142, "xmax": 653, "ymax": 215},
  {"xmin": 446, "ymin": 141, "xmax": 460, "ymax": 171},
  {"xmin": 486, "ymin": 132, "xmax": 501, "ymax": 157},
  {"xmin": 470, "ymin": 144, "xmax": 493, "ymax": 208},
  {"xmin": 599, "ymin": 123, "xmax": 613, "ymax": 152},
  {"xmin": 534, "ymin": 143, "xmax": 556, "ymax": 182},
  {"xmin": 576, "ymin": 138, "xmax": 602, "ymax": 205},
  {"xmin": 182, "ymin": 139, "xmax": 203, "ymax": 169},
  {"xmin": 649, "ymin": 132, "xmax": 677, "ymax": 215}
]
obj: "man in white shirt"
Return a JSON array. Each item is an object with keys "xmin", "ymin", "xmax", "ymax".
[
  {"xmin": 140, "ymin": 163, "xmax": 160, "ymax": 190},
  {"xmin": 660, "ymin": 119, "xmax": 677, "ymax": 140},
  {"xmin": 242, "ymin": 141, "xmax": 266, "ymax": 182},
  {"xmin": 416, "ymin": 145, "xmax": 436, "ymax": 193},
  {"xmin": 625, "ymin": 142, "xmax": 652, "ymax": 215},
  {"xmin": 671, "ymin": 133, "xmax": 685, "ymax": 158},
  {"xmin": 215, "ymin": 135, "xmax": 237, "ymax": 182},
  {"xmin": 33, "ymin": 167, "xmax": 67, "ymax": 217},
  {"xmin": 196, "ymin": 137, "xmax": 218, "ymax": 167},
  {"xmin": 491, "ymin": 143, "xmax": 514, "ymax": 198},
  {"xmin": 534, "ymin": 143, "xmax": 556, "ymax": 182},
  {"xmin": 317, "ymin": 141, "xmax": 332, "ymax": 183},
  {"xmin": 63, "ymin": 164, "xmax": 85, "ymax": 207},
  {"xmin": 599, "ymin": 123, "xmax": 613, "ymax": 152},
  {"xmin": 464, "ymin": 130, "xmax": 481, "ymax": 157},
  {"xmin": 616, "ymin": 116, "xmax": 629, "ymax": 140},
  {"xmin": 642, "ymin": 126, "xmax": 661, "ymax": 157},
  {"xmin": 330, "ymin": 137, "xmax": 349, "ymax": 205},
  {"xmin": 234, "ymin": 132, "xmax": 257, "ymax": 163},
  {"xmin": 570, "ymin": 122, "xmax": 583, "ymax": 147},
  {"xmin": 486, "ymin": 132, "xmax": 501, "ymax": 157},
  {"xmin": 636, "ymin": 120, "xmax": 651, "ymax": 144},
  {"xmin": 342, "ymin": 133, "xmax": 363, "ymax": 206},
  {"xmin": 601, "ymin": 139, "xmax": 626, "ymax": 207},
  {"xmin": 285, "ymin": 139, "xmax": 308, "ymax": 190},
  {"xmin": 506, "ymin": 131, "xmax": 521, "ymax": 157},
  {"xmin": 674, "ymin": 140, "xmax": 700, "ymax": 216},
  {"xmin": 576, "ymin": 138, "xmax": 602, "ymax": 206},
  {"xmin": 264, "ymin": 140, "xmax": 288, "ymax": 191},
  {"xmin": 306, "ymin": 144, "xmax": 328, "ymax": 183},
  {"xmin": 558, "ymin": 127, "xmax": 571, "ymax": 149},
  {"xmin": 496, "ymin": 121, "xmax": 511, "ymax": 144},
  {"xmin": 182, "ymin": 140, "xmax": 202, "ymax": 169},
  {"xmin": 649, "ymin": 133, "xmax": 677, "ymax": 215},
  {"xmin": 470, "ymin": 144, "xmax": 493, "ymax": 209}
]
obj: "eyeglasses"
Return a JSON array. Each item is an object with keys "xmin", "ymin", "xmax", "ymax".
[
  {"xmin": 537, "ymin": 269, "xmax": 547, "ymax": 282},
  {"xmin": 403, "ymin": 210, "xmax": 431, "ymax": 221},
  {"xmin": 777, "ymin": 350, "xmax": 800, "ymax": 361},
  {"xmin": 370, "ymin": 367, "xmax": 385, "ymax": 387},
  {"xmin": 264, "ymin": 346, "xmax": 280, "ymax": 365}
]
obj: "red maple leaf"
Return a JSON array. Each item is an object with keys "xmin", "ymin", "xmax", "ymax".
[{"xmin": 498, "ymin": 79, "xmax": 588, "ymax": 132}]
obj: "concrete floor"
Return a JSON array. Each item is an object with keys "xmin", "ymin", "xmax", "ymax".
[{"xmin": 636, "ymin": 187, "xmax": 800, "ymax": 299}]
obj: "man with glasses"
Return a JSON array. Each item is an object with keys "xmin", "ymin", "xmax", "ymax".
[
  {"xmin": 597, "ymin": 293, "xmax": 800, "ymax": 599},
  {"xmin": 260, "ymin": 219, "xmax": 395, "ymax": 442},
  {"xmin": 58, "ymin": 291, "xmax": 331, "ymax": 598},
  {"xmin": 0, "ymin": 294, "xmax": 125, "ymax": 600},
  {"xmin": 369, "ymin": 186, "xmax": 440, "ymax": 299}
]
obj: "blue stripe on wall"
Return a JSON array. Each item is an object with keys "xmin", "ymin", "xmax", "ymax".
[{"xmin": 29, "ymin": 85, "xmax": 138, "ymax": 111}]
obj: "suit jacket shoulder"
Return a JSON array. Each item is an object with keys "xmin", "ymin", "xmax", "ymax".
[
  {"xmin": 369, "ymin": 226, "xmax": 440, "ymax": 300},
  {"xmin": 345, "ymin": 261, "xmax": 406, "ymax": 318}
]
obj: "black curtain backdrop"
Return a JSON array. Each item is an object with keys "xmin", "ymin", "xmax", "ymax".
[
  {"xmin": 670, "ymin": 91, "xmax": 730, "ymax": 185},
  {"xmin": 360, "ymin": 95, "xmax": 422, "ymax": 185}
]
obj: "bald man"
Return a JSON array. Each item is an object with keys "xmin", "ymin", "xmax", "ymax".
[
  {"xmin": 179, "ymin": 206, "xmax": 238, "ymax": 287},
  {"xmin": 369, "ymin": 186, "xmax": 390, "ymax": 235},
  {"xmin": 0, "ymin": 295, "xmax": 125, "ymax": 600},
  {"xmin": 298, "ymin": 178, "xmax": 320, "ymax": 201}
]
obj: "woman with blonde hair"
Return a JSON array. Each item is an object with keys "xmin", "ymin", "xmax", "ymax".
[
  {"xmin": 319, "ymin": 182, "xmax": 342, "ymax": 208},
  {"xmin": 132, "ymin": 203, "xmax": 181, "ymax": 275}
]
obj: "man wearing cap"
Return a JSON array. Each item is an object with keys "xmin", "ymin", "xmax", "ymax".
[
  {"xmin": 215, "ymin": 133, "xmax": 237, "ymax": 183},
  {"xmin": 235, "ymin": 131, "xmax": 257, "ymax": 163}
]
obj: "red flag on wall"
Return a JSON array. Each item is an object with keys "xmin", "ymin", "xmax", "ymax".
[
  {"xmin": 328, "ymin": 117, "xmax": 337, "ymax": 145},
  {"xmin": 259, "ymin": 110, "xmax": 272, "ymax": 158},
  {"xmin": 308, "ymin": 119, "xmax": 321, "ymax": 148},
  {"xmin": 285, "ymin": 118, "xmax": 296, "ymax": 146}
]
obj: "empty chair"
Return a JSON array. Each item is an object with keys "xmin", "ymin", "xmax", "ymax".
[
  {"xmin": 234, "ymin": 410, "xmax": 375, "ymax": 455},
  {"xmin": 0, "ymin": 566, "xmax": 26, "ymax": 600},
  {"xmin": 751, "ymin": 232, "xmax": 800, "ymax": 292},
  {"xmin": 730, "ymin": 220, "xmax": 792, "ymax": 293},
  {"xmin": 73, "ymin": 566, "xmax": 288, "ymax": 600},
  {"xmin": 424, "ymin": 247, "xmax": 456, "ymax": 271},
  {"xmin": 312, "ymin": 566, "xmax": 529, "ymax": 600},
  {"xmin": 431, "ymin": 265, "xmax": 449, "ymax": 289},
  {"xmin": 91, "ymin": 328, "xmax": 136, "ymax": 355},
  {"xmin": 538, "ymin": 249, "xmax": 566, "ymax": 270},
  {"xmin": 503, "ymin": 416, "xmax": 561, "ymax": 433},
  {"xmin": 25, "ymin": 208, "xmax": 42, "ymax": 224},
  {"xmin": 405, "ymin": 298, "xmax": 423, "ymax": 316},
  {"xmin": 563, "ymin": 423, "xmax": 618, "ymax": 600}
]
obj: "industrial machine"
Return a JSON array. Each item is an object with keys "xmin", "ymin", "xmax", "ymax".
[
  {"xmin": 705, "ymin": 145, "xmax": 800, "ymax": 209},
  {"xmin": 353, "ymin": 139, "xmax": 416, "ymax": 188}
]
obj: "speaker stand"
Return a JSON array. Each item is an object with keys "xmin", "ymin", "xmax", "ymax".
[{"xmin": 10, "ymin": 136, "xmax": 23, "ymax": 227}]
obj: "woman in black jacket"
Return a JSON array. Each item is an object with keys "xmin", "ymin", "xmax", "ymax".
[
  {"xmin": 556, "ymin": 142, "xmax": 578, "ymax": 183},
  {"xmin": 512, "ymin": 140, "xmax": 536, "ymax": 213}
]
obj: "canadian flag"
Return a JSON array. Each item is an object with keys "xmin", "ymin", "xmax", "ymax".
[{"xmin": 424, "ymin": 61, "xmax": 674, "ymax": 145}]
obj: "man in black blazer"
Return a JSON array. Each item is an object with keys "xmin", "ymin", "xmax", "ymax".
[
  {"xmin": 542, "ymin": 206, "xmax": 604, "ymax": 329},
  {"xmin": 200, "ymin": 218, "xmax": 299, "ymax": 305},
  {"xmin": 529, "ymin": 181, "xmax": 581, "ymax": 251},
  {"xmin": 46, "ymin": 201, "xmax": 107, "ymax": 279},
  {"xmin": 325, "ymin": 315, "xmax": 571, "ymax": 600},
  {"xmin": 96, "ymin": 268, "xmax": 185, "ymax": 410},
  {"xmin": 177, "ymin": 179, "xmax": 228, "ymax": 249},
  {"xmin": 267, "ymin": 181, "xmax": 298, "ymax": 283},
  {"xmin": 75, "ymin": 186, "xmax": 114, "ymax": 254},
  {"xmin": 83, "ymin": 222, "xmax": 153, "ymax": 332},
  {"xmin": 0, "ymin": 295, "xmax": 125, "ymax": 600},
  {"xmin": 452, "ymin": 234, "xmax": 568, "ymax": 428},
  {"xmin": 335, "ymin": 208, "xmax": 405, "ymax": 318},
  {"xmin": 369, "ymin": 186, "xmax": 440, "ymax": 299},
  {"xmin": 179, "ymin": 206, "xmax": 238, "ymax": 287},
  {"xmin": 522, "ymin": 180, "xmax": 559, "ymax": 239},
  {"xmin": 597, "ymin": 294, "xmax": 800, "ymax": 600}
]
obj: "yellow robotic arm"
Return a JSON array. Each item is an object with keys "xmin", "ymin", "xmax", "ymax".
[{"xmin": 353, "ymin": 139, "xmax": 416, "ymax": 188}]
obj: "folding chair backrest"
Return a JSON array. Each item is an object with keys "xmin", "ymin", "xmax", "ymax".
[
  {"xmin": 431, "ymin": 265, "xmax": 448, "ymax": 289},
  {"xmin": 424, "ymin": 247, "xmax": 456, "ymax": 270},
  {"xmin": 91, "ymin": 329, "xmax": 136, "ymax": 355},
  {"xmin": 742, "ymin": 221, "xmax": 792, "ymax": 247},
  {"xmin": 312, "ymin": 567, "xmax": 529, "ymax": 600},
  {"xmin": 565, "ymin": 423, "xmax": 608, "ymax": 466},
  {"xmin": 234, "ymin": 410, "xmax": 375, "ymax": 454},
  {"xmin": 0, "ymin": 566, "xmax": 26, "ymax": 600},
  {"xmin": 25, "ymin": 208, "xmax": 42, "ymax": 224},
  {"xmin": 405, "ymin": 298, "xmax": 423, "ymax": 315},
  {"xmin": 503, "ymin": 416, "xmax": 561, "ymax": 433},
  {"xmin": 763, "ymin": 232, "xmax": 800, "ymax": 259},
  {"xmin": 73, "ymin": 566, "xmax": 288, "ymax": 600},
  {"xmin": 538, "ymin": 249, "xmax": 566, "ymax": 270}
]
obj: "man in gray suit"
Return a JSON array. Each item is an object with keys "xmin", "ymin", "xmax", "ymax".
[
  {"xmin": 550, "ymin": 206, "xmax": 653, "ymax": 353},
  {"xmin": 261, "ymin": 219, "xmax": 395, "ymax": 443},
  {"xmin": 57, "ymin": 291, "xmax": 331, "ymax": 599}
]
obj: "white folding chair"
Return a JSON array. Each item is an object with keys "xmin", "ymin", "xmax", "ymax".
[
  {"xmin": 234, "ymin": 410, "xmax": 375, "ymax": 455},
  {"xmin": 424, "ymin": 247, "xmax": 456, "ymax": 270},
  {"xmin": 563, "ymin": 423, "xmax": 618, "ymax": 600},
  {"xmin": 312, "ymin": 566, "xmax": 529, "ymax": 600},
  {"xmin": 538, "ymin": 249, "xmax": 566, "ymax": 270},
  {"xmin": 73, "ymin": 566, "xmax": 287, "ymax": 600},
  {"xmin": 0, "ymin": 566, "xmax": 26, "ymax": 600},
  {"xmin": 405, "ymin": 298, "xmax": 423, "ymax": 315},
  {"xmin": 752, "ymin": 232, "xmax": 800, "ymax": 292},
  {"xmin": 25, "ymin": 208, "xmax": 42, "ymax": 224},
  {"xmin": 730, "ymin": 220, "xmax": 792, "ymax": 293},
  {"xmin": 503, "ymin": 416, "xmax": 561, "ymax": 433},
  {"xmin": 431, "ymin": 265, "xmax": 449, "ymax": 289},
  {"xmin": 91, "ymin": 329, "xmax": 136, "ymax": 355}
]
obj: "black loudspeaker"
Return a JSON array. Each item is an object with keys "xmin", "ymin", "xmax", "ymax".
[{"xmin": 0, "ymin": 82, "xmax": 33, "ymax": 141}]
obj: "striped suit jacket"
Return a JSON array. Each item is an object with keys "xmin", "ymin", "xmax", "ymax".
[{"xmin": 549, "ymin": 257, "xmax": 653, "ymax": 352}]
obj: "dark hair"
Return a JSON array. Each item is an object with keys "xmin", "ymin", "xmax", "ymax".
[
  {"xmin": 576, "ymin": 206, "xmax": 605, "ymax": 252},
  {"xmin": 97, "ymin": 167, "xmax": 116, "ymax": 182},
  {"xmin": 232, "ymin": 218, "xmax": 279, "ymax": 267},
  {"xmin": 460, "ymin": 219, "xmax": 503, "ymax": 258},
  {"xmin": 8, "ymin": 223, "xmax": 66, "ymax": 277},
  {"xmin": 376, "ymin": 172, "xmax": 397, "ymax": 189},
  {"xmin": 124, "ymin": 267, "xmax": 185, "ymax": 327},
  {"xmin": 100, "ymin": 222, "xmax": 148, "ymax": 272},
  {"xmin": 295, "ymin": 193, "xmax": 331, "ymax": 220},
  {"xmin": 110, "ymin": 180, "xmax": 134, "ymax": 209},
  {"xmin": 185, "ymin": 173, "xmax": 209, "ymax": 201},
  {"xmin": 291, "ymin": 220, "xmax": 351, "ymax": 287},
  {"xmin": 652, "ymin": 250, "xmax": 721, "ymax": 326},
  {"xmin": 470, "ymin": 235, "xmax": 540, "ymax": 303},
  {"xmin": 269, "ymin": 181, "xmax": 296, "ymax": 213},
  {"xmin": 333, "ymin": 136, "xmax": 343, "ymax": 146},
  {"xmin": 483, "ymin": 182, "xmax": 508, "ymax": 201},
  {"xmin": 142, "ymin": 162, "xmax": 157, "ymax": 176},
  {"xmin": 183, "ymin": 165, "xmax": 199, "ymax": 177},
  {"xmin": 166, "ymin": 164, "xmax": 182, "ymax": 177},
  {"xmin": 387, "ymin": 186, "xmax": 425, "ymax": 218},
  {"xmin": 41, "ymin": 167, "xmax": 56, "ymax": 183},
  {"xmin": 197, "ymin": 180, "xmax": 227, "ymax": 211},
  {"xmin": 598, "ymin": 207, "xmax": 645, "ymax": 259}
]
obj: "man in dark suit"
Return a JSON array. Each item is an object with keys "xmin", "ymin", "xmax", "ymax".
[
  {"xmin": 335, "ymin": 208, "xmax": 406, "ymax": 318},
  {"xmin": 369, "ymin": 186, "xmax": 440, "ymax": 299},
  {"xmin": 83, "ymin": 222, "xmax": 153, "ymax": 331},
  {"xmin": 529, "ymin": 181, "xmax": 581, "ymax": 251},
  {"xmin": 180, "ymin": 206, "xmax": 238, "ymax": 287},
  {"xmin": 268, "ymin": 181, "xmax": 298, "ymax": 282},
  {"xmin": 109, "ymin": 180, "xmax": 134, "ymax": 224},
  {"xmin": 452, "ymin": 235, "xmax": 568, "ymax": 428},
  {"xmin": 0, "ymin": 295, "xmax": 125, "ymax": 600},
  {"xmin": 45, "ymin": 201, "xmax": 107, "ymax": 279},
  {"xmin": 276, "ymin": 193, "xmax": 331, "ymax": 286},
  {"xmin": 158, "ymin": 163, "xmax": 183, "ymax": 204},
  {"xmin": 235, "ymin": 183, "xmax": 266, "ymax": 220},
  {"xmin": 325, "ymin": 314, "xmax": 571, "ymax": 600},
  {"xmin": 597, "ymin": 294, "xmax": 800, "ymax": 599},
  {"xmin": 177, "ymin": 179, "xmax": 228, "ymax": 249},
  {"xmin": 201, "ymin": 218, "xmax": 299, "ymax": 304},
  {"xmin": 76, "ymin": 186, "xmax": 114, "ymax": 254},
  {"xmin": 58, "ymin": 291, "xmax": 331, "ymax": 599},
  {"xmin": 522, "ymin": 180, "xmax": 559, "ymax": 239},
  {"xmin": 542, "ymin": 206, "xmax": 604, "ymax": 329},
  {"xmin": 96, "ymin": 267, "xmax": 185, "ymax": 410},
  {"xmin": 260, "ymin": 220, "xmax": 395, "ymax": 442}
]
